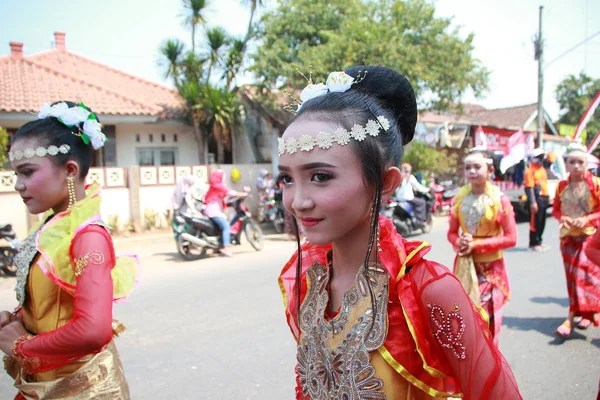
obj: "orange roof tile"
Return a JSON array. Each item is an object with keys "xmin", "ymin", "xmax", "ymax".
[{"xmin": 0, "ymin": 35, "xmax": 183, "ymax": 119}]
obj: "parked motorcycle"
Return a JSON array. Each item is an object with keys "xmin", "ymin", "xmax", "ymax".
[
  {"xmin": 264, "ymin": 188, "xmax": 285, "ymax": 233},
  {"xmin": 384, "ymin": 192, "xmax": 434, "ymax": 236},
  {"xmin": 0, "ymin": 224, "xmax": 19, "ymax": 276},
  {"xmin": 173, "ymin": 196, "xmax": 264, "ymax": 260},
  {"xmin": 431, "ymin": 183, "xmax": 459, "ymax": 215}
]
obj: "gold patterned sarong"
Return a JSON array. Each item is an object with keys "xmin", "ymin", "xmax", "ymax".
[
  {"xmin": 454, "ymin": 255, "xmax": 480, "ymax": 304},
  {"xmin": 9, "ymin": 341, "xmax": 129, "ymax": 400}
]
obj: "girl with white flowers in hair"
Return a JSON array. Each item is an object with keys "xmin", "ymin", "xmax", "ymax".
[
  {"xmin": 447, "ymin": 149, "xmax": 517, "ymax": 346},
  {"xmin": 0, "ymin": 101, "xmax": 139, "ymax": 399},
  {"xmin": 278, "ymin": 67, "xmax": 521, "ymax": 399},
  {"xmin": 552, "ymin": 143, "xmax": 600, "ymax": 338}
]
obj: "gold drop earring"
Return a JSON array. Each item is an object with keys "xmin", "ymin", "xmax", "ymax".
[{"xmin": 67, "ymin": 176, "xmax": 76, "ymax": 210}]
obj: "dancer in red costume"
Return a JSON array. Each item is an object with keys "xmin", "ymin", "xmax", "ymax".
[
  {"xmin": 277, "ymin": 66, "xmax": 521, "ymax": 399},
  {"xmin": 448, "ymin": 149, "xmax": 517, "ymax": 345},
  {"xmin": 552, "ymin": 143, "xmax": 600, "ymax": 338},
  {"xmin": 0, "ymin": 101, "xmax": 139, "ymax": 399}
]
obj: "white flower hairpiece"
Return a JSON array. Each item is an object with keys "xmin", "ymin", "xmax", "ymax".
[
  {"xmin": 277, "ymin": 115, "xmax": 390, "ymax": 156},
  {"xmin": 38, "ymin": 102, "xmax": 107, "ymax": 150},
  {"xmin": 285, "ymin": 70, "xmax": 367, "ymax": 113}
]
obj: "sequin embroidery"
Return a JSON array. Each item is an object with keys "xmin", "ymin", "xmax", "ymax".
[
  {"xmin": 74, "ymin": 251, "xmax": 105, "ymax": 276},
  {"xmin": 14, "ymin": 225, "xmax": 43, "ymax": 308},
  {"xmin": 297, "ymin": 261, "xmax": 389, "ymax": 399},
  {"xmin": 460, "ymin": 192, "xmax": 493, "ymax": 234},
  {"xmin": 427, "ymin": 302, "xmax": 467, "ymax": 360}
]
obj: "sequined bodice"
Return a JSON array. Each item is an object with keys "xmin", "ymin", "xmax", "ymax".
[
  {"xmin": 14, "ymin": 225, "xmax": 43, "ymax": 308},
  {"xmin": 560, "ymin": 181, "xmax": 592, "ymax": 219},
  {"xmin": 297, "ymin": 262, "xmax": 389, "ymax": 399},
  {"xmin": 460, "ymin": 192, "xmax": 493, "ymax": 235}
]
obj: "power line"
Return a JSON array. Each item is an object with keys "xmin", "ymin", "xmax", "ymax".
[{"xmin": 545, "ymin": 30, "xmax": 600, "ymax": 69}]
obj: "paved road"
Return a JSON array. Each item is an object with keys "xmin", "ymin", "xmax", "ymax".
[{"xmin": 0, "ymin": 217, "xmax": 598, "ymax": 399}]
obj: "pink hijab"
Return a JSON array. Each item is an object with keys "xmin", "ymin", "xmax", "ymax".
[{"xmin": 204, "ymin": 169, "xmax": 230, "ymax": 205}]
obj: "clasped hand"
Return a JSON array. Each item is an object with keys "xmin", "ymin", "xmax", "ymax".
[
  {"xmin": 457, "ymin": 233, "xmax": 473, "ymax": 257},
  {"xmin": 0, "ymin": 310, "xmax": 28, "ymax": 356},
  {"xmin": 560, "ymin": 216, "xmax": 588, "ymax": 229}
]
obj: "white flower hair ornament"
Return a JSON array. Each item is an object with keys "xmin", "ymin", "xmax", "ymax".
[
  {"xmin": 38, "ymin": 102, "xmax": 108, "ymax": 150},
  {"xmin": 296, "ymin": 71, "xmax": 356, "ymax": 112}
]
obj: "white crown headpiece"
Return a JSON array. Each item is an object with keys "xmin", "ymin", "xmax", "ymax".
[{"xmin": 278, "ymin": 115, "xmax": 390, "ymax": 156}]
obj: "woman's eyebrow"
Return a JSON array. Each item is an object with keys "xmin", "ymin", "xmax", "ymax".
[{"xmin": 278, "ymin": 162, "xmax": 337, "ymax": 172}]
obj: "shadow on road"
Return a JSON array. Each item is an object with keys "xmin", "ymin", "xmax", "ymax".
[
  {"xmin": 591, "ymin": 338, "xmax": 600, "ymax": 349},
  {"xmin": 503, "ymin": 316, "xmax": 590, "ymax": 343},
  {"xmin": 529, "ymin": 296, "xmax": 569, "ymax": 307}
]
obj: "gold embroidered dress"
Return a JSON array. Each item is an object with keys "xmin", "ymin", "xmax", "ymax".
[
  {"xmin": 280, "ymin": 216, "xmax": 522, "ymax": 399},
  {"xmin": 447, "ymin": 182, "xmax": 517, "ymax": 344},
  {"xmin": 6, "ymin": 184, "xmax": 139, "ymax": 400}
]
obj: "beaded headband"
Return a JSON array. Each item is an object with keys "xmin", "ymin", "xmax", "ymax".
[
  {"xmin": 278, "ymin": 115, "xmax": 390, "ymax": 156},
  {"xmin": 465, "ymin": 148, "xmax": 493, "ymax": 165},
  {"xmin": 8, "ymin": 102, "xmax": 107, "ymax": 162}
]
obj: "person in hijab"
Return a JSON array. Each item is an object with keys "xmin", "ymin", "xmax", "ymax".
[{"xmin": 204, "ymin": 169, "xmax": 248, "ymax": 257}]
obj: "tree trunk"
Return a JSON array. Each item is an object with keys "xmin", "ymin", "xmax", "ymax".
[
  {"xmin": 191, "ymin": 115, "xmax": 207, "ymax": 164},
  {"xmin": 216, "ymin": 140, "xmax": 225, "ymax": 164}
]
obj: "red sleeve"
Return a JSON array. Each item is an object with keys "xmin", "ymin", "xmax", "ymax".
[
  {"xmin": 447, "ymin": 211, "xmax": 461, "ymax": 252},
  {"xmin": 419, "ymin": 274, "xmax": 522, "ymax": 399},
  {"xmin": 552, "ymin": 183, "xmax": 564, "ymax": 221},
  {"xmin": 13, "ymin": 225, "xmax": 115, "ymax": 374},
  {"xmin": 472, "ymin": 196, "xmax": 517, "ymax": 254}
]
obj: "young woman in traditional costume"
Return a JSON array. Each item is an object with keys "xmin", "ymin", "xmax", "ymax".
[
  {"xmin": 552, "ymin": 143, "xmax": 600, "ymax": 338},
  {"xmin": 447, "ymin": 149, "xmax": 517, "ymax": 346},
  {"xmin": 0, "ymin": 101, "xmax": 139, "ymax": 399},
  {"xmin": 277, "ymin": 66, "xmax": 522, "ymax": 399}
]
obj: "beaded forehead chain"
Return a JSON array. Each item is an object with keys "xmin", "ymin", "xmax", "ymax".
[{"xmin": 278, "ymin": 115, "xmax": 390, "ymax": 156}]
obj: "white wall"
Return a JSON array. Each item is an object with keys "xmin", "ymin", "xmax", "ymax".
[
  {"xmin": 0, "ymin": 192, "xmax": 29, "ymax": 238},
  {"xmin": 116, "ymin": 123, "xmax": 198, "ymax": 166}
]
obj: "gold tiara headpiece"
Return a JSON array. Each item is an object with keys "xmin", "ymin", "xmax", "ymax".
[{"xmin": 278, "ymin": 115, "xmax": 390, "ymax": 156}]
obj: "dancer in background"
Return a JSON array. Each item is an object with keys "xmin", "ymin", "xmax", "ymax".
[
  {"xmin": 0, "ymin": 101, "xmax": 139, "ymax": 399},
  {"xmin": 553, "ymin": 144, "xmax": 600, "ymax": 338},
  {"xmin": 448, "ymin": 149, "xmax": 517, "ymax": 345}
]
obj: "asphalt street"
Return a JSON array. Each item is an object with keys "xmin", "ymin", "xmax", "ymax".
[{"xmin": 0, "ymin": 216, "xmax": 598, "ymax": 399}]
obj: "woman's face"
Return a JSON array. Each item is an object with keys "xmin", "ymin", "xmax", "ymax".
[
  {"xmin": 278, "ymin": 119, "xmax": 373, "ymax": 246},
  {"xmin": 464, "ymin": 153, "xmax": 491, "ymax": 186},
  {"xmin": 566, "ymin": 151, "xmax": 587, "ymax": 179},
  {"xmin": 11, "ymin": 138, "xmax": 71, "ymax": 214}
]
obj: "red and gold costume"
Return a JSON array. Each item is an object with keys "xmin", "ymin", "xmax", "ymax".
[
  {"xmin": 279, "ymin": 216, "xmax": 522, "ymax": 399},
  {"xmin": 6, "ymin": 183, "xmax": 139, "ymax": 399},
  {"xmin": 552, "ymin": 172, "xmax": 600, "ymax": 325},
  {"xmin": 447, "ymin": 182, "xmax": 517, "ymax": 344}
]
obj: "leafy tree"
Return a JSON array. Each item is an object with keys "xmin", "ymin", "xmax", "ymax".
[
  {"xmin": 0, "ymin": 126, "xmax": 8, "ymax": 168},
  {"xmin": 250, "ymin": 0, "xmax": 489, "ymax": 109},
  {"xmin": 555, "ymin": 72, "xmax": 600, "ymax": 143},
  {"xmin": 402, "ymin": 141, "xmax": 458, "ymax": 176}
]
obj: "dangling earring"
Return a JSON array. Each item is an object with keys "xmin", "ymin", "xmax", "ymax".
[{"xmin": 67, "ymin": 176, "xmax": 76, "ymax": 210}]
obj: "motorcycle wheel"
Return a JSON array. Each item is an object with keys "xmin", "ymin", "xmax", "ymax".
[
  {"xmin": 0, "ymin": 248, "xmax": 17, "ymax": 276},
  {"xmin": 392, "ymin": 217, "xmax": 409, "ymax": 236},
  {"xmin": 245, "ymin": 220, "xmax": 264, "ymax": 251},
  {"xmin": 176, "ymin": 234, "xmax": 205, "ymax": 261},
  {"xmin": 422, "ymin": 213, "xmax": 433, "ymax": 234}
]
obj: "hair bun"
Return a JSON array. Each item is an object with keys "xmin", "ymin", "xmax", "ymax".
[{"xmin": 344, "ymin": 66, "xmax": 417, "ymax": 145}]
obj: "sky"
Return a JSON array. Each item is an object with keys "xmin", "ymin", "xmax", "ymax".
[{"xmin": 0, "ymin": 0, "xmax": 598, "ymax": 121}]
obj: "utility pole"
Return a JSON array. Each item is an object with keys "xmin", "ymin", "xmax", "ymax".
[{"xmin": 535, "ymin": 5, "xmax": 544, "ymax": 148}]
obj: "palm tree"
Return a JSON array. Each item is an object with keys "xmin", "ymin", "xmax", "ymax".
[
  {"xmin": 181, "ymin": 0, "xmax": 210, "ymax": 52},
  {"xmin": 223, "ymin": 38, "xmax": 245, "ymax": 90},
  {"xmin": 205, "ymin": 27, "xmax": 229, "ymax": 83},
  {"xmin": 200, "ymin": 85, "xmax": 239, "ymax": 163},
  {"xmin": 158, "ymin": 39, "xmax": 185, "ymax": 88},
  {"xmin": 240, "ymin": 0, "xmax": 264, "ymax": 47}
]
